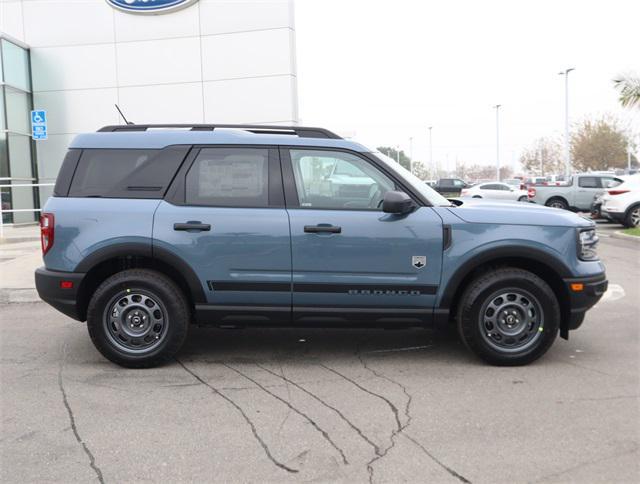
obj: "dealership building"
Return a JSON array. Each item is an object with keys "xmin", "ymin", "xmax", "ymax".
[{"xmin": 0, "ymin": 0, "xmax": 298, "ymax": 224}]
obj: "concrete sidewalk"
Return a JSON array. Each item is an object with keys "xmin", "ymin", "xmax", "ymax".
[{"xmin": 0, "ymin": 225, "xmax": 42, "ymax": 303}]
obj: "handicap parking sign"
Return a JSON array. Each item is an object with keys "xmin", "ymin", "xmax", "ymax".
[{"xmin": 31, "ymin": 110, "xmax": 47, "ymax": 140}]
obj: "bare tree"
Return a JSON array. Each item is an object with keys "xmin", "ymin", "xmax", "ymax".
[{"xmin": 519, "ymin": 137, "xmax": 564, "ymax": 176}]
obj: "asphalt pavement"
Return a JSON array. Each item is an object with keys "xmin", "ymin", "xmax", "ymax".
[{"xmin": 0, "ymin": 234, "xmax": 638, "ymax": 483}]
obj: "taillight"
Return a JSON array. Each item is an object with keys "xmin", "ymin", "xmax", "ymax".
[
  {"xmin": 528, "ymin": 187, "xmax": 536, "ymax": 198},
  {"xmin": 40, "ymin": 213, "xmax": 54, "ymax": 256},
  {"xmin": 608, "ymin": 189, "xmax": 630, "ymax": 196}
]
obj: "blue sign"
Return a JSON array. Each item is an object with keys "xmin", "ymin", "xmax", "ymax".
[
  {"xmin": 105, "ymin": 0, "xmax": 198, "ymax": 14},
  {"xmin": 31, "ymin": 110, "xmax": 47, "ymax": 140}
]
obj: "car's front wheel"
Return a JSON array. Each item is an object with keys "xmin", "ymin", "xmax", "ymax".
[
  {"xmin": 457, "ymin": 267, "xmax": 560, "ymax": 365},
  {"xmin": 87, "ymin": 269, "xmax": 190, "ymax": 368}
]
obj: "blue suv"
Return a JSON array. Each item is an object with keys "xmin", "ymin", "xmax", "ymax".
[{"xmin": 35, "ymin": 124, "xmax": 607, "ymax": 367}]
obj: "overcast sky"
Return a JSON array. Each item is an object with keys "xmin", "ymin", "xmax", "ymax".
[{"xmin": 295, "ymin": 0, "xmax": 640, "ymax": 173}]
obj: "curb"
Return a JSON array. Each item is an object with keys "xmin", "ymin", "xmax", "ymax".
[
  {"xmin": 0, "ymin": 288, "xmax": 40, "ymax": 304},
  {"xmin": 611, "ymin": 231, "xmax": 640, "ymax": 243},
  {"xmin": 0, "ymin": 236, "xmax": 40, "ymax": 245}
]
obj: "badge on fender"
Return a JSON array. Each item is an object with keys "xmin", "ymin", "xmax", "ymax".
[{"xmin": 412, "ymin": 256, "xmax": 426, "ymax": 269}]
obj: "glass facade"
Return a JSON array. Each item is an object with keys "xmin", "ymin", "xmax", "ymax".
[{"xmin": 0, "ymin": 36, "xmax": 38, "ymax": 224}]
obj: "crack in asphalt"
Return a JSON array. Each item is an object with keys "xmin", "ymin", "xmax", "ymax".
[
  {"xmin": 358, "ymin": 353, "xmax": 471, "ymax": 483},
  {"xmin": 318, "ymin": 362, "xmax": 403, "ymax": 483},
  {"xmin": 222, "ymin": 362, "xmax": 349, "ymax": 465},
  {"xmin": 356, "ymin": 355, "xmax": 410, "ymax": 484},
  {"xmin": 58, "ymin": 346, "xmax": 105, "ymax": 484},
  {"xmin": 256, "ymin": 362, "xmax": 381, "ymax": 456},
  {"xmin": 319, "ymin": 363, "xmax": 402, "ymax": 431},
  {"xmin": 175, "ymin": 359, "xmax": 298, "ymax": 474},
  {"xmin": 403, "ymin": 434, "xmax": 471, "ymax": 483}
]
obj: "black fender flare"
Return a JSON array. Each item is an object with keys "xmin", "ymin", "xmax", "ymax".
[
  {"xmin": 438, "ymin": 245, "xmax": 573, "ymax": 309},
  {"xmin": 75, "ymin": 241, "xmax": 206, "ymax": 304}
]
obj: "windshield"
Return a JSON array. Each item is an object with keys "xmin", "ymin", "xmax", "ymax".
[{"xmin": 372, "ymin": 152, "xmax": 452, "ymax": 207}]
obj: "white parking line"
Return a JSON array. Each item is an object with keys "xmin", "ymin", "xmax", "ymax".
[{"xmin": 594, "ymin": 283, "xmax": 625, "ymax": 308}]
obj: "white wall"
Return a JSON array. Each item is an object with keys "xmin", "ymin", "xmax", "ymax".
[{"xmin": 1, "ymin": 0, "xmax": 299, "ymax": 193}]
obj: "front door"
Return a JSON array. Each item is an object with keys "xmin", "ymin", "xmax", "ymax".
[
  {"xmin": 153, "ymin": 146, "xmax": 291, "ymax": 324},
  {"xmin": 282, "ymin": 148, "xmax": 443, "ymax": 325}
]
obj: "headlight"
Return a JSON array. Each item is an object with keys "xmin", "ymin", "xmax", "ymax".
[{"xmin": 577, "ymin": 228, "xmax": 599, "ymax": 261}]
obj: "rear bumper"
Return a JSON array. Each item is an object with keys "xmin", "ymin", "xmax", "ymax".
[
  {"xmin": 35, "ymin": 267, "xmax": 86, "ymax": 321},
  {"xmin": 563, "ymin": 272, "xmax": 608, "ymax": 330}
]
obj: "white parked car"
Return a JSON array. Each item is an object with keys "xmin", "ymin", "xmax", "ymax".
[
  {"xmin": 600, "ymin": 174, "xmax": 640, "ymax": 227},
  {"xmin": 460, "ymin": 182, "xmax": 529, "ymax": 201}
]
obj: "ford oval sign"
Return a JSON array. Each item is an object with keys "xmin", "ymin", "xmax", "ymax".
[{"xmin": 106, "ymin": 0, "xmax": 198, "ymax": 15}]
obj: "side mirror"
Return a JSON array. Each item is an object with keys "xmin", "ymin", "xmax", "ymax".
[{"xmin": 382, "ymin": 191, "xmax": 414, "ymax": 214}]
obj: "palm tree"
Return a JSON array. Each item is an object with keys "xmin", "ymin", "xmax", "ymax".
[{"xmin": 613, "ymin": 74, "xmax": 640, "ymax": 108}]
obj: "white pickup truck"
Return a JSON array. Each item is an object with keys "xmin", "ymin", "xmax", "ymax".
[{"xmin": 528, "ymin": 173, "xmax": 618, "ymax": 211}]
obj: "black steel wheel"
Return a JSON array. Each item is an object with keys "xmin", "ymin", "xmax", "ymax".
[
  {"xmin": 104, "ymin": 291, "xmax": 168, "ymax": 353},
  {"xmin": 457, "ymin": 267, "xmax": 560, "ymax": 365},
  {"xmin": 478, "ymin": 289, "xmax": 544, "ymax": 353},
  {"xmin": 87, "ymin": 269, "xmax": 189, "ymax": 368}
]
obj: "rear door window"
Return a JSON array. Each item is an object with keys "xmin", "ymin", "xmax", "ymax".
[
  {"xmin": 68, "ymin": 147, "xmax": 189, "ymax": 198},
  {"xmin": 185, "ymin": 147, "xmax": 270, "ymax": 207},
  {"xmin": 578, "ymin": 177, "xmax": 599, "ymax": 188}
]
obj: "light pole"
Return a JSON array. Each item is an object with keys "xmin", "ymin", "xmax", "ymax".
[
  {"xmin": 494, "ymin": 104, "xmax": 501, "ymax": 181},
  {"xmin": 409, "ymin": 137, "xmax": 414, "ymax": 174},
  {"xmin": 559, "ymin": 68, "xmax": 574, "ymax": 177},
  {"xmin": 396, "ymin": 144, "xmax": 400, "ymax": 164},
  {"xmin": 428, "ymin": 126, "xmax": 433, "ymax": 178}
]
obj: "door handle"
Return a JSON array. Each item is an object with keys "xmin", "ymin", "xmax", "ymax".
[
  {"xmin": 173, "ymin": 221, "xmax": 211, "ymax": 232},
  {"xmin": 304, "ymin": 225, "xmax": 341, "ymax": 234}
]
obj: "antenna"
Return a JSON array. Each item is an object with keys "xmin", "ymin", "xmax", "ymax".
[{"xmin": 114, "ymin": 104, "xmax": 133, "ymax": 125}]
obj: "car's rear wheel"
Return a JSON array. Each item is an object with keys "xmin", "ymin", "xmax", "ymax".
[
  {"xmin": 457, "ymin": 267, "xmax": 560, "ymax": 365},
  {"xmin": 546, "ymin": 197, "xmax": 569, "ymax": 210},
  {"xmin": 87, "ymin": 269, "xmax": 189, "ymax": 368},
  {"xmin": 624, "ymin": 204, "xmax": 640, "ymax": 228},
  {"xmin": 518, "ymin": 195, "xmax": 528, "ymax": 202}
]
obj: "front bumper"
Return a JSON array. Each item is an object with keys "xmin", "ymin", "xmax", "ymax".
[
  {"xmin": 35, "ymin": 267, "xmax": 86, "ymax": 321},
  {"xmin": 563, "ymin": 272, "xmax": 608, "ymax": 331}
]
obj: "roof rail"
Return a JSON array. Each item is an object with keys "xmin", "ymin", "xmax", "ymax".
[{"xmin": 97, "ymin": 124, "xmax": 342, "ymax": 139}]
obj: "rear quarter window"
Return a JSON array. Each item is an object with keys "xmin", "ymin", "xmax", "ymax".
[{"xmin": 68, "ymin": 147, "xmax": 189, "ymax": 198}]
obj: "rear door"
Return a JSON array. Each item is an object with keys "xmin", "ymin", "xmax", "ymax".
[
  {"xmin": 281, "ymin": 148, "xmax": 443, "ymax": 325},
  {"xmin": 575, "ymin": 176, "xmax": 601, "ymax": 209},
  {"xmin": 153, "ymin": 146, "xmax": 292, "ymax": 324}
]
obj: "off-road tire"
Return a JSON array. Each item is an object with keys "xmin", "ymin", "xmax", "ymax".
[
  {"xmin": 87, "ymin": 269, "xmax": 190, "ymax": 368},
  {"xmin": 457, "ymin": 267, "xmax": 560, "ymax": 366}
]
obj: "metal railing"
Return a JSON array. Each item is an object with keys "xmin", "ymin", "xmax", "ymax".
[{"xmin": 0, "ymin": 181, "xmax": 55, "ymax": 238}]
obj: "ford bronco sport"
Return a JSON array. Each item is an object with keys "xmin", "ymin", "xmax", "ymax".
[{"xmin": 35, "ymin": 124, "xmax": 607, "ymax": 368}]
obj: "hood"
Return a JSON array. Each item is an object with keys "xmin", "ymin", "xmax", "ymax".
[{"xmin": 447, "ymin": 199, "xmax": 594, "ymax": 227}]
